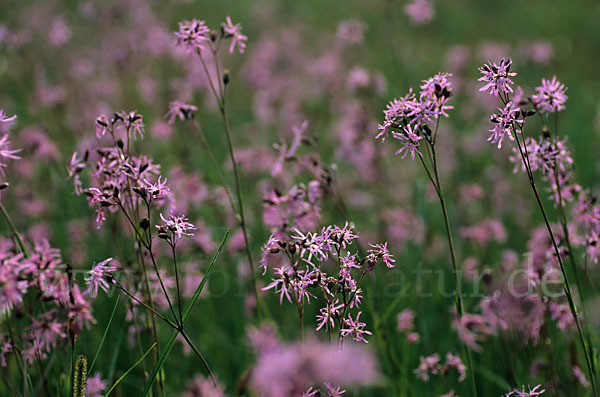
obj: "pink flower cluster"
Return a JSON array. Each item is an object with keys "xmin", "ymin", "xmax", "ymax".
[
  {"xmin": 262, "ymin": 222, "xmax": 393, "ymax": 343},
  {"xmin": 249, "ymin": 326, "xmax": 378, "ymax": 396},
  {"xmin": 376, "ymin": 72, "xmax": 453, "ymax": 159},
  {"xmin": 0, "ymin": 238, "xmax": 95, "ymax": 365}
]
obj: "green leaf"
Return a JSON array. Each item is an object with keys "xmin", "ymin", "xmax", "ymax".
[
  {"xmin": 475, "ymin": 365, "xmax": 510, "ymax": 391},
  {"xmin": 90, "ymin": 294, "xmax": 120, "ymax": 373},
  {"xmin": 141, "ymin": 231, "xmax": 229, "ymax": 396},
  {"xmin": 104, "ymin": 342, "xmax": 157, "ymax": 397}
]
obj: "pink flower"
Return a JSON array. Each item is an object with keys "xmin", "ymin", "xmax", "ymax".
[
  {"xmin": 488, "ymin": 101, "xmax": 522, "ymax": 148},
  {"xmin": 573, "ymin": 365, "xmax": 591, "ymax": 388},
  {"xmin": 406, "ymin": 332, "xmax": 420, "ymax": 344},
  {"xmin": 183, "ymin": 374, "xmax": 225, "ymax": 397},
  {"xmin": 0, "ymin": 342, "xmax": 12, "ymax": 367},
  {"xmin": 413, "ymin": 354, "xmax": 441, "ymax": 382},
  {"xmin": 222, "ymin": 16, "xmax": 247, "ymax": 54},
  {"xmin": 175, "ymin": 20, "xmax": 210, "ymax": 53},
  {"xmin": 336, "ymin": 20, "xmax": 366, "ymax": 44},
  {"xmin": 444, "ymin": 353, "xmax": 466, "ymax": 382},
  {"xmin": 85, "ymin": 373, "xmax": 107, "ymax": 397},
  {"xmin": 397, "ymin": 309, "xmax": 415, "ymax": 332},
  {"xmin": 0, "ymin": 133, "xmax": 21, "ymax": 174},
  {"xmin": 392, "ymin": 124, "xmax": 423, "ymax": 160},
  {"xmin": 165, "ymin": 101, "xmax": 198, "ymax": 124},
  {"xmin": 324, "ymin": 383, "xmax": 346, "ymax": 396},
  {"xmin": 340, "ymin": 312, "xmax": 372, "ymax": 343},
  {"xmin": 263, "ymin": 267, "xmax": 293, "ymax": 304},
  {"xmin": 0, "ymin": 110, "xmax": 17, "ymax": 133},
  {"xmin": 119, "ymin": 111, "xmax": 145, "ymax": 140},
  {"xmin": 367, "ymin": 242, "xmax": 395, "ymax": 268},
  {"xmin": 316, "ymin": 300, "xmax": 344, "ymax": 331},
  {"xmin": 157, "ymin": 213, "xmax": 196, "ymax": 239},
  {"xmin": 532, "ymin": 76, "xmax": 567, "ymax": 115},
  {"xmin": 478, "ymin": 58, "xmax": 517, "ymax": 97},
  {"xmin": 506, "ymin": 384, "xmax": 545, "ymax": 396},
  {"xmin": 251, "ymin": 337, "xmax": 378, "ymax": 397},
  {"xmin": 403, "ymin": 0, "xmax": 435, "ymax": 25},
  {"xmin": 139, "ymin": 176, "xmax": 170, "ymax": 200},
  {"xmin": 85, "ymin": 258, "xmax": 117, "ymax": 298},
  {"xmin": 95, "ymin": 115, "xmax": 109, "ymax": 138}
]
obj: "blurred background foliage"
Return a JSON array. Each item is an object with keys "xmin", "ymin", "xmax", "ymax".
[{"xmin": 1, "ymin": 0, "xmax": 600, "ymax": 395}]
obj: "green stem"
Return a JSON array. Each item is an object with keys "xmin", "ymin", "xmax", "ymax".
[
  {"xmin": 428, "ymin": 143, "xmax": 477, "ymax": 397},
  {"xmin": 191, "ymin": 120, "xmax": 237, "ymax": 214},
  {"xmin": 0, "ymin": 201, "xmax": 30, "ymax": 258},
  {"xmin": 220, "ymin": 89, "xmax": 265, "ymax": 318},
  {"xmin": 178, "ymin": 330, "xmax": 222, "ymax": 397}
]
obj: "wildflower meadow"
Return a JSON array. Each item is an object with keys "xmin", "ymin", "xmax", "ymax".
[{"xmin": 1, "ymin": 0, "xmax": 600, "ymax": 396}]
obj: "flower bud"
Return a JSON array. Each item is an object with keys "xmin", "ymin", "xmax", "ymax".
[{"xmin": 140, "ymin": 218, "xmax": 150, "ymax": 230}]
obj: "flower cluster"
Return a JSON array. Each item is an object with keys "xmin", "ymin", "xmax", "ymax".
[
  {"xmin": 0, "ymin": 237, "xmax": 95, "ymax": 365},
  {"xmin": 175, "ymin": 16, "xmax": 247, "ymax": 55},
  {"xmin": 413, "ymin": 352, "xmax": 466, "ymax": 383},
  {"xmin": 263, "ymin": 183, "xmax": 323, "ymax": 237},
  {"xmin": 487, "ymin": 101, "xmax": 522, "ymax": 148},
  {"xmin": 478, "ymin": 58, "xmax": 517, "ymax": 97},
  {"xmin": 249, "ymin": 326, "xmax": 377, "ymax": 397},
  {"xmin": 68, "ymin": 111, "xmax": 167, "ymax": 228},
  {"xmin": 261, "ymin": 223, "xmax": 393, "ymax": 343},
  {"xmin": 506, "ymin": 384, "xmax": 545, "ymax": 396},
  {"xmin": 376, "ymin": 72, "xmax": 453, "ymax": 159},
  {"xmin": 532, "ymin": 76, "xmax": 567, "ymax": 115},
  {"xmin": 0, "ymin": 110, "xmax": 21, "ymax": 175}
]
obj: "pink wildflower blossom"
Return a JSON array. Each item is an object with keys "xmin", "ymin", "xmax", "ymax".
[
  {"xmin": 478, "ymin": 58, "xmax": 517, "ymax": 97},
  {"xmin": 222, "ymin": 16, "xmax": 248, "ymax": 54},
  {"xmin": 532, "ymin": 76, "xmax": 567, "ymax": 115}
]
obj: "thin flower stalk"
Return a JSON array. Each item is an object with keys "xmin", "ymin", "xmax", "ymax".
[
  {"xmin": 192, "ymin": 39, "xmax": 265, "ymax": 318},
  {"xmin": 420, "ymin": 135, "xmax": 478, "ymax": 397}
]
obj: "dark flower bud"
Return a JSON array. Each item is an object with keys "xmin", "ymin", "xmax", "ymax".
[
  {"xmin": 211, "ymin": 31, "xmax": 218, "ymax": 41},
  {"xmin": 132, "ymin": 186, "xmax": 146, "ymax": 197},
  {"xmin": 481, "ymin": 269, "xmax": 493, "ymax": 286},
  {"xmin": 525, "ymin": 109, "xmax": 537, "ymax": 117},
  {"xmin": 268, "ymin": 247, "xmax": 280, "ymax": 254},
  {"xmin": 117, "ymin": 139, "xmax": 124, "ymax": 149},
  {"xmin": 366, "ymin": 257, "xmax": 377, "ymax": 273},
  {"xmin": 441, "ymin": 86, "xmax": 453, "ymax": 99},
  {"xmin": 223, "ymin": 70, "xmax": 230, "ymax": 85},
  {"xmin": 139, "ymin": 163, "xmax": 149, "ymax": 174},
  {"xmin": 542, "ymin": 126, "xmax": 550, "ymax": 139},
  {"xmin": 13, "ymin": 306, "xmax": 24, "ymax": 319},
  {"xmin": 0, "ymin": 182, "xmax": 9, "ymax": 190},
  {"xmin": 140, "ymin": 218, "xmax": 150, "ymax": 230},
  {"xmin": 158, "ymin": 226, "xmax": 169, "ymax": 240},
  {"xmin": 287, "ymin": 242, "xmax": 297, "ymax": 255},
  {"xmin": 421, "ymin": 124, "xmax": 432, "ymax": 139}
]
